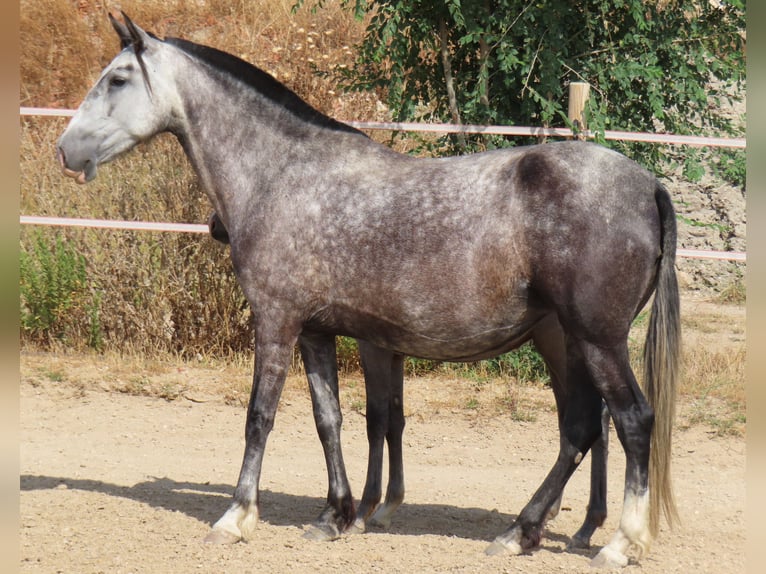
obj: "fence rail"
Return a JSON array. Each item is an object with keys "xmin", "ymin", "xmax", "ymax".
[
  {"xmin": 21, "ymin": 107, "xmax": 747, "ymax": 263},
  {"xmin": 21, "ymin": 107, "xmax": 747, "ymax": 148}
]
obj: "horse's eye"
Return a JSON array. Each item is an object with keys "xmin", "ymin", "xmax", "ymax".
[{"xmin": 109, "ymin": 77, "xmax": 127, "ymax": 88}]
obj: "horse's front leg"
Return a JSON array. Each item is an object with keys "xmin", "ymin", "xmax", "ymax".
[
  {"xmin": 205, "ymin": 330, "xmax": 297, "ymax": 544},
  {"xmin": 299, "ymin": 331, "xmax": 356, "ymax": 541}
]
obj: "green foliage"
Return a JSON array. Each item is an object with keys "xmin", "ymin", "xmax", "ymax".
[
  {"xmin": 711, "ymin": 148, "xmax": 746, "ymax": 189},
  {"xmin": 336, "ymin": 336, "xmax": 361, "ymax": 372},
  {"xmin": 20, "ymin": 230, "xmax": 87, "ymax": 342},
  {"xmin": 311, "ymin": 0, "xmax": 745, "ymax": 169},
  {"xmin": 473, "ymin": 342, "xmax": 550, "ymax": 384},
  {"xmin": 335, "ymin": 336, "xmax": 549, "ymax": 383},
  {"xmin": 405, "ymin": 355, "xmax": 443, "ymax": 376},
  {"xmin": 671, "ymin": 145, "xmax": 746, "ymax": 189},
  {"xmin": 402, "ymin": 341, "xmax": 549, "ymax": 384},
  {"xmin": 675, "ymin": 214, "xmax": 731, "ymax": 235}
]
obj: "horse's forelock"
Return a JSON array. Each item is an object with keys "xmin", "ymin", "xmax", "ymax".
[{"xmin": 133, "ymin": 44, "xmax": 153, "ymax": 95}]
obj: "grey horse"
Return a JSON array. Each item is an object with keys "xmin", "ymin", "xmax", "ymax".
[{"xmin": 57, "ymin": 14, "xmax": 680, "ymax": 568}]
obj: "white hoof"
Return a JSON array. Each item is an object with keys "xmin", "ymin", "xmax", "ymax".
[
  {"xmin": 485, "ymin": 529, "xmax": 523, "ymax": 556},
  {"xmin": 302, "ymin": 522, "xmax": 342, "ymax": 541},
  {"xmin": 204, "ymin": 528, "xmax": 241, "ymax": 544},
  {"xmin": 590, "ymin": 546, "xmax": 629, "ymax": 569},
  {"xmin": 346, "ymin": 517, "xmax": 366, "ymax": 535},
  {"xmin": 207, "ymin": 502, "xmax": 258, "ymax": 544}
]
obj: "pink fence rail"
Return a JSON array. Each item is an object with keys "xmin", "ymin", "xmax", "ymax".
[{"xmin": 20, "ymin": 108, "xmax": 747, "ymax": 263}]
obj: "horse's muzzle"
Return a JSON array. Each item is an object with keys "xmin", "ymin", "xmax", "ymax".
[{"xmin": 57, "ymin": 147, "xmax": 89, "ymax": 185}]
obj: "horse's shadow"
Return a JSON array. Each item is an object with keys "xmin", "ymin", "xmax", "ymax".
[{"xmin": 19, "ymin": 473, "xmax": 582, "ymax": 550}]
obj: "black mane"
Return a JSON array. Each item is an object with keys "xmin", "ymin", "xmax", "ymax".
[{"xmin": 165, "ymin": 36, "xmax": 363, "ymax": 136}]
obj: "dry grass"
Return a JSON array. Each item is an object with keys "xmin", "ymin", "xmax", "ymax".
[
  {"xmin": 21, "ymin": 118, "xmax": 252, "ymax": 355},
  {"xmin": 20, "ymin": 288, "xmax": 746, "ymax": 436},
  {"xmin": 627, "ymin": 299, "xmax": 746, "ymax": 436},
  {"xmin": 20, "ymin": 0, "xmax": 383, "ymax": 121},
  {"xmin": 21, "ymin": 314, "xmax": 745, "ymax": 434}
]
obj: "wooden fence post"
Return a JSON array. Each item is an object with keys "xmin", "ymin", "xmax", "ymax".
[{"xmin": 568, "ymin": 81, "xmax": 590, "ymax": 140}]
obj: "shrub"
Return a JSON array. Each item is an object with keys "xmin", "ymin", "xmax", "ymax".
[{"xmin": 20, "ymin": 230, "xmax": 87, "ymax": 343}]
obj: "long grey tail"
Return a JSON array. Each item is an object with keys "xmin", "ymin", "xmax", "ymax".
[{"xmin": 643, "ymin": 182, "xmax": 681, "ymax": 536}]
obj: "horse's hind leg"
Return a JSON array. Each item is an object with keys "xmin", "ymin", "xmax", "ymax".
[
  {"xmin": 530, "ymin": 317, "xmax": 609, "ymax": 549},
  {"xmin": 351, "ymin": 341, "xmax": 405, "ymax": 533},
  {"xmin": 486, "ymin": 335, "xmax": 604, "ymax": 556},
  {"xmin": 581, "ymin": 341, "xmax": 654, "ymax": 568},
  {"xmin": 570, "ymin": 401, "xmax": 610, "ymax": 549},
  {"xmin": 369, "ymin": 351, "xmax": 405, "ymax": 528},
  {"xmin": 298, "ymin": 331, "xmax": 356, "ymax": 541},
  {"xmin": 544, "ymin": 406, "xmax": 610, "ymax": 549}
]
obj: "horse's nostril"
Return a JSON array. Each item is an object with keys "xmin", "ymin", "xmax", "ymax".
[{"xmin": 57, "ymin": 147, "xmax": 66, "ymax": 168}]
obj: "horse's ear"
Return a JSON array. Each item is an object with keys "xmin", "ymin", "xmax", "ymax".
[
  {"xmin": 109, "ymin": 11, "xmax": 132, "ymax": 49},
  {"xmin": 121, "ymin": 12, "xmax": 151, "ymax": 53},
  {"xmin": 109, "ymin": 12, "xmax": 152, "ymax": 52}
]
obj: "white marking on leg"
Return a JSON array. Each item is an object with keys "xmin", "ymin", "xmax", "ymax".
[
  {"xmin": 207, "ymin": 502, "xmax": 259, "ymax": 542},
  {"xmin": 348, "ymin": 516, "xmax": 366, "ymax": 534},
  {"xmin": 618, "ymin": 488, "xmax": 652, "ymax": 556},
  {"xmin": 574, "ymin": 451, "xmax": 583, "ymax": 465},
  {"xmin": 591, "ymin": 489, "xmax": 652, "ymax": 568},
  {"xmin": 591, "ymin": 530, "xmax": 630, "ymax": 569}
]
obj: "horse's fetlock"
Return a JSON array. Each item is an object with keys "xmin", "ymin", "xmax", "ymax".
[
  {"xmin": 239, "ymin": 509, "xmax": 259, "ymax": 540},
  {"xmin": 521, "ymin": 525, "xmax": 543, "ymax": 550}
]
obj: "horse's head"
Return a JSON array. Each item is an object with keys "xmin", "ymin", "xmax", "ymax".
[{"xmin": 57, "ymin": 13, "xmax": 179, "ymax": 183}]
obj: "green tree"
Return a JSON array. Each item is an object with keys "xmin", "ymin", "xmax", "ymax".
[{"xmin": 302, "ymin": 0, "xmax": 745, "ymax": 166}]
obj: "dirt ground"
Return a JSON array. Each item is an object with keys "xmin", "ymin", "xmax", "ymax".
[{"xmin": 19, "ymin": 293, "xmax": 745, "ymax": 574}]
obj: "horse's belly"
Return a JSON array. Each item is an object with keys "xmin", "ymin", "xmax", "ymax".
[
  {"xmin": 380, "ymin": 326, "xmax": 537, "ymax": 362},
  {"xmin": 312, "ymin": 303, "xmax": 543, "ymax": 362}
]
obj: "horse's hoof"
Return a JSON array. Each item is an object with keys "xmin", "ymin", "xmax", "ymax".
[
  {"xmin": 484, "ymin": 539, "xmax": 522, "ymax": 556},
  {"xmin": 302, "ymin": 523, "xmax": 341, "ymax": 541},
  {"xmin": 567, "ymin": 535, "xmax": 591, "ymax": 550},
  {"xmin": 485, "ymin": 529, "xmax": 524, "ymax": 556},
  {"xmin": 484, "ymin": 541, "xmax": 508, "ymax": 556},
  {"xmin": 368, "ymin": 512, "xmax": 392, "ymax": 529},
  {"xmin": 204, "ymin": 528, "xmax": 241, "ymax": 544},
  {"xmin": 590, "ymin": 547, "xmax": 629, "ymax": 569},
  {"xmin": 346, "ymin": 518, "xmax": 366, "ymax": 535}
]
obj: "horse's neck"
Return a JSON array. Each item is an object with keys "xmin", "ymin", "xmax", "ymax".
[{"xmin": 173, "ymin": 71, "xmax": 338, "ymax": 227}]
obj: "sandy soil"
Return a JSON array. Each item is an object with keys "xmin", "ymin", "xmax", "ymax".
[{"xmin": 20, "ymin": 295, "xmax": 745, "ymax": 574}]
